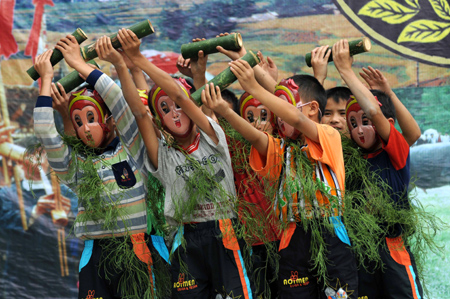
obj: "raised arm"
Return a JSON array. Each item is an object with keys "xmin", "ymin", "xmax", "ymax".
[
  {"xmin": 201, "ymin": 83, "xmax": 268, "ymax": 155},
  {"xmin": 333, "ymin": 39, "xmax": 391, "ymax": 142},
  {"xmin": 360, "ymin": 66, "xmax": 420, "ymax": 145},
  {"xmin": 94, "ymin": 33, "xmax": 159, "ymax": 169},
  {"xmin": 119, "ymin": 29, "xmax": 218, "ymax": 144},
  {"xmin": 229, "ymin": 59, "xmax": 319, "ymax": 143}
]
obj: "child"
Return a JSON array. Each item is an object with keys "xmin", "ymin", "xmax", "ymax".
[
  {"xmin": 333, "ymin": 39, "xmax": 423, "ymax": 299},
  {"xmin": 116, "ymin": 28, "xmax": 254, "ymax": 299},
  {"xmin": 322, "ymin": 87, "xmax": 352, "ymax": 138},
  {"xmin": 204, "ymin": 55, "xmax": 358, "ymax": 298},
  {"xmin": 310, "ymin": 45, "xmax": 420, "ymax": 145},
  {"xmin": 33, "ymin": 35, "xmax": 163, "ymax": 299}
]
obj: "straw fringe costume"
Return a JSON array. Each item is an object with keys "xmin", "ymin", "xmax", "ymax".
[
  {"xmin": 145, "ymin": 116, "xmax": 254, "ymax": 298},
  {"xmin": 34, "ymin": 70, "xmax": 168, "ymax": 299},
  {"xmin": 250, "ymin": 123, "xmax": 358, "ymax": 299},
  {"xmin": 357, "ymin": 122, "xmax": 423, "ymax": 299}
]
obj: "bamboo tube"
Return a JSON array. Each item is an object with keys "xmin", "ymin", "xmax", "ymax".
[
  {"xmin": 304, "ymin": 37, "xmax": 372, "ymax": 67},
  {"xmin": 81, "ymin": 20, "xmax": 155, "ymax": 61},
  {"xmin": 181, "ymin": 33, "xmax": 243, "ymax": 60},
  {"xmin": 26, "ymin": 28, "xmax": 88, "ymax": 80},
  {"xmin": 56, "ymin": 60, "xmax": 99, "ymax": 93},
  {"xmin": 191, "ymin": 51, "xmax": 260, "ymax": 106},
  {"xmin": 13, "ymin": 165, "xmax": 28, "ymax": 231}
]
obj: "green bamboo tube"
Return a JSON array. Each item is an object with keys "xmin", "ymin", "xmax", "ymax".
[
  {"xmin": 181, "ymin": 33, "xmax": 243, "ymax": 60},
  {"xmin": 305, "ymin": 37, "xmax": 372, "ymax": 67},
  {"xmin": 26, "ymin": 28, "xmax": 88, "ymax": 81},
  {"xmin": 191, "ymin": 51, "xmax": 260, "ymax": 106},
  {"xmin": 56, "ymin": 60, "xmax": 99, "ymax": 93},
  {"xmin": 81, "ymin": 20, "xmax": 155, "ymax": 61}
]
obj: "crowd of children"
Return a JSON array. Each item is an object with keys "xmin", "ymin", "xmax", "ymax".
[{"xmin": 32, "ymin": 28, "xmax": 436, "ymax": 299}]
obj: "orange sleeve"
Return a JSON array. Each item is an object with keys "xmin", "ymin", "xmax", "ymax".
[
  {"xmin": 305, "ymin": 123, "xmax": 345, "ymax": 192},
  {"xmin": 249, "ymin": 133, "xmax": 283, "ymax": 182}
]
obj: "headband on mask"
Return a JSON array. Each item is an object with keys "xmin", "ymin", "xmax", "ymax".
[
  {"xmin": 138, "ymin": 89, "xmax": 149, "ymax": 106},
  {"xmin": 274, "ymin": 79, "xmax": 301, "ymax": 106}
]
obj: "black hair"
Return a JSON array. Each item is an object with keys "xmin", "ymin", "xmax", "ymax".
[
  {"xmin": 221, "ymin": 89, "xmax": 239, "ymax": 114},
  {"xmin": 370, "ymin": 89, "xmax": 396, "ymax": 121},
  {"xmin": 326, "ymin": 86, "xmax": 352, "ymax": 104},
  {"xmin": 288, "ymin": 74, "xmax": 327, "ymax": 121}
]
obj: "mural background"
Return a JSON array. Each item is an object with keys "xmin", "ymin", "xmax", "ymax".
[{"xmin": 0, "ymin": 0, "xmax": 449, "ymax": 297}]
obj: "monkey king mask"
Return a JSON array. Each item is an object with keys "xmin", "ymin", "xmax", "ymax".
[
  {"xmin": 149, "ymin": 78, "xmax": 193, "ymax": 139},
  {"xmin": 273, "ymin": 79, "xmax": 301, "ymax": 139},
  {"xmin": 345, "ymin": 96, "xmax": 380, "ymax": 152},
  {"xmin": 69, "ymin": 88, "xmax": 111, "ymax": 148},
  {"xmin": 239, "ymin": 92, "xmax": 274, "ymax": 134}
]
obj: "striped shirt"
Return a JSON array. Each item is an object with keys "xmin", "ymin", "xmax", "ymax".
[{"xmin": 34, "ymin": 70, "xmax": 148, "ymax": 239}]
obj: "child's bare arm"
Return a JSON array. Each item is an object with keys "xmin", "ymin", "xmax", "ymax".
[
  {"xmin": 333, "ymin": 39, "xmax": 391, "ymax": 142},
  {"xmin": 201, "ymin": 83, "xmax": 268, "ymax": 154},
  {"xmin": 34, "ymin": 50, "xmax": 54, "ymax": 97},
  {"xmin": 119, "ymin": 29, "xmax": 218, "ymax": 145},
  {"xmin": 311, "ymin": 45, "xmax": 331, "ymax": 86},
  {"xmin": 120, "ymin": 49, "xmax": 148, "ymax": 90},
  {"xmin": 230, "ymin": 59, "xmax": 319, "ymax": 143},
  {"xmin": 360, "ymin": 66, "xmax": 420, "ymax": 145}
]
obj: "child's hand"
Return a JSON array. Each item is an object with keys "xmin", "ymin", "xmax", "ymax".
[
  {"xmin": 216, "ymin": 32, "xmax": 247, "ymax": 61},
  {"xmin": 55, "ymin": 35, "xmax": 84, "ymax": 69},
  {"xmin": 96, "ymin": 35, "xmax": 124, "ymax": 66},
  {"xmin": 201, "ymin": 83, "xmax": 228, "ymax": 113},
  {"xmin": 360, "ymin": 66, "xmax": 391, "ymax": 94},
  {"xmin": 51, "ymin": 82, "xmax": 70, "ymax": 117},
  {"xmin": 176, "ymin": 55, "xmax": 193, "ymax": 78},
  {"xmin": 332, "ymin": 39, "xmax": 353, "ymax": 73},
  {"xmin": 119, "ymin": 48, "xmax": 138, "ymax": 70},
  {"xmin": 34, "ymin": 49, "xmax": 54, "ymax": 80},
  {"xmin": 190, "ymin": 50, "xmax": 208, "ymax": 78},
  {"xmin": 257, "ymin": 51, "xmax": 278, "ymax": 81},
  {"xmin": 311, "ymin": 45, "xmax": 330, "ymax": 84},
  {"xmin": 229, "ymin": 59, "xmax": 257, "ymax": 93},
  {"xmin": 117, "ymin": 28, "xmax": 142, "ymax": 61}
]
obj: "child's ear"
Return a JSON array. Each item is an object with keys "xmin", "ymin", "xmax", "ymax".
[
  {"xmin": 308, "ymin": 101, "xmax": 320, "ymax": 118},
  {"xmin": 388, "ymin": 117, "xmax": 395, "ymax": 126}
]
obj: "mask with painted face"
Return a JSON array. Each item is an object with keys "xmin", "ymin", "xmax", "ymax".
[
  {"xmin": 69, "ymin": 88, "xmax": 111, "ymax": 148},
  {"xmin": 239, "ymin": 92, "xmax": 274, "ymax": 134},
  {"xmin": 149, "ymin": 78, "xmax": 193, "ymax": 139},
  {"xmin": 345, "ymin": 97, "xmax": 380, "ymax": 152},
  {"xmin": 273, "ymin": 79, "xmax": 301, "ymax": 139}
]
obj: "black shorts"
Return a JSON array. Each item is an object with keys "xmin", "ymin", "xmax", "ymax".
[
  {"xmin": 78, "ymin": 233, "xmax": 169, "ymax": 299},
  {"xmin": 358, "ymin": 235, "xmax": 423, "ymax": 299},
  {"xmin": 170, "ymin": 219, "xmax": 254, "ymax": 299},
  {"xmin": 251, "ymin": 241, "xmax": 279, "ymax": 299},
  {"xmin": 278, "ymin": 219, "xmax": 358, "ymax": 299}
]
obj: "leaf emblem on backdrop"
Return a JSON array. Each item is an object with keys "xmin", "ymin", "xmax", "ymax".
[{"xmin": 333, "ymin": 0, "xmax": 450, "ymax": 66}]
